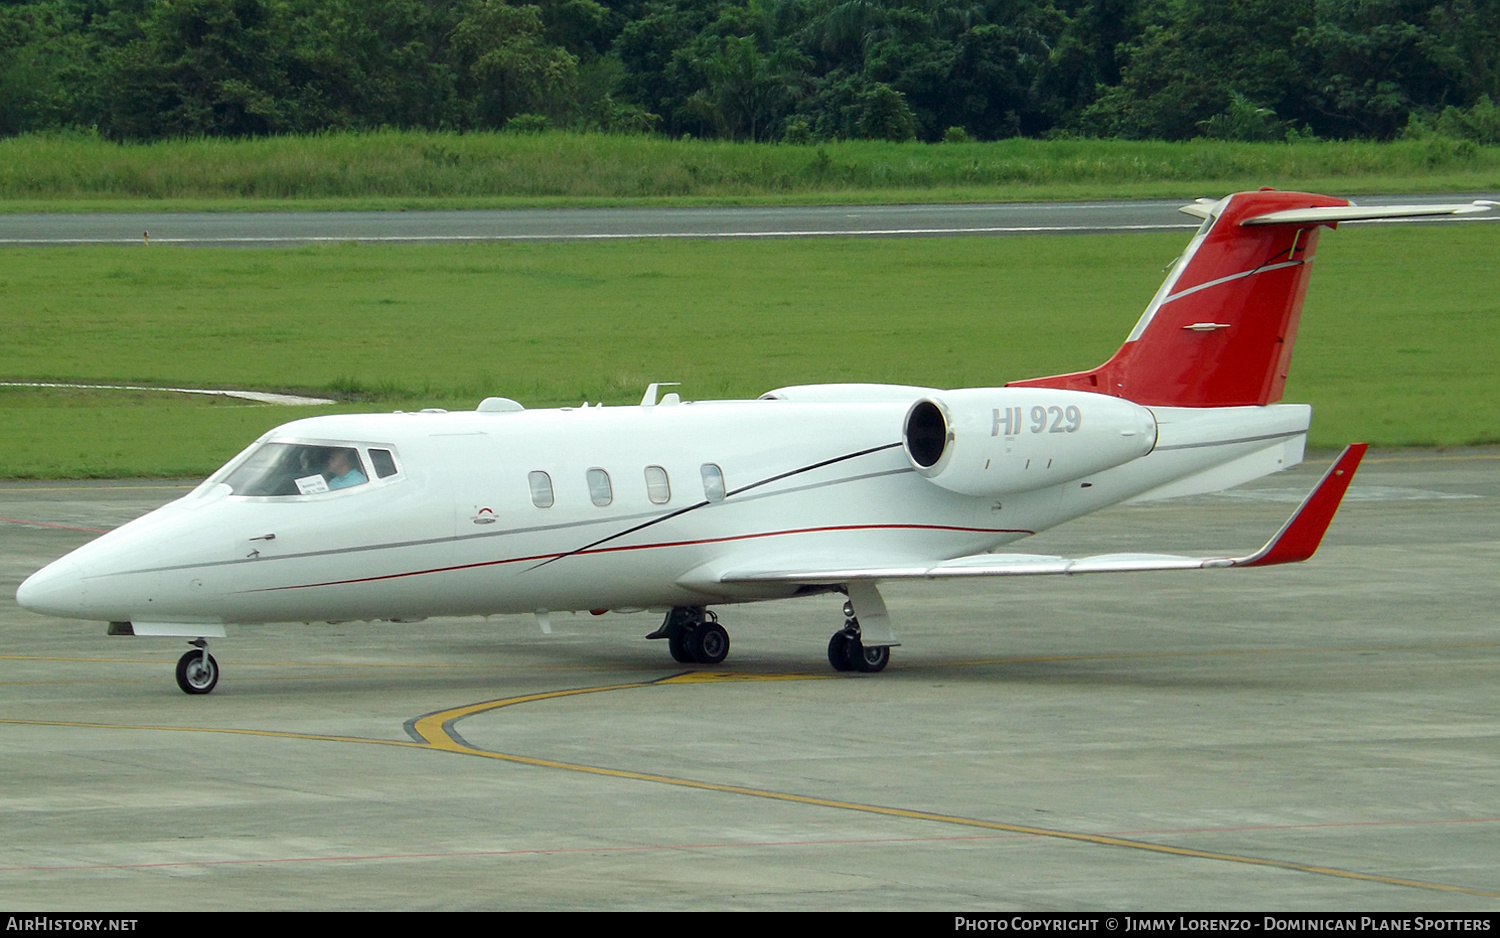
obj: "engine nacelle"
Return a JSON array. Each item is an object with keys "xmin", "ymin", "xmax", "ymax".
[{"xmin": 903, "ymin": 388, "xmax": 1157, "ymax": 496}]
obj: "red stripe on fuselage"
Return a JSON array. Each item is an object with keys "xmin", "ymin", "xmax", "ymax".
[{"xmin": 243, "ymin": 522, "xmax": 1033, "ymax": 594}]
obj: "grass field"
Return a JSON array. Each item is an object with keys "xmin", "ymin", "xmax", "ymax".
[
  {"xmin": 1, "ymin": 223, "xmax": 1496, "ymax": 477},
  {"xmin": 3, "ymin": 131, "xmax": 1500, "ymax": 211}
]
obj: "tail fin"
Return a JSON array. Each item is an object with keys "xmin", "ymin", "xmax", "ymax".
[{"xmin": 1010, "ymin": 189, "xmax": 1349, "ymax": 407}]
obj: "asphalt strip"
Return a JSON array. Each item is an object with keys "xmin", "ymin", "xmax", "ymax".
[{"xmin": 0, "ymin": 381, "xmax": 333, "ymax": 405}]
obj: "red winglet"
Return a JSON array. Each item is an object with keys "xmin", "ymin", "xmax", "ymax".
[{"xmin": 1236, "ymin": 443, "xmax": 1367, "ymax": 567}]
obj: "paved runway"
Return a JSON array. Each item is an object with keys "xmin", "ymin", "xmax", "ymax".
[
  {"xmin": 2, "ymin": 450, "xmax": 1497, "ymax": 910},
  {"xmin": 1, "ymin": 193, "xmax": 1497, "ymax": 246}
]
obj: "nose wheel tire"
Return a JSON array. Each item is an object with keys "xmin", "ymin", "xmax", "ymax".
[{"xmin": 175, "ymin": 650, "xmax": 219, "ymax": 695}]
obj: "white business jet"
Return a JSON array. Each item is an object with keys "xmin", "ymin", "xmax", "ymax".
[{"xmin": 16, "ymin": 190, "xmax": 1493, "ymax": 693}]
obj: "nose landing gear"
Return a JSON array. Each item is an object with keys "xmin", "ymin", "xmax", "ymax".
[{"xmin": 175, "ymin": 639, "xmax": 219, "ymax": 695}]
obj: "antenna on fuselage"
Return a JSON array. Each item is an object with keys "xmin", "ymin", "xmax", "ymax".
[
  {"xmin": 476, "ymin": 397, "xmax": 525, "ymax": 413},
  {"xmin": 640, "ymin": 382, "xmax": 682, "ymax": 407}
]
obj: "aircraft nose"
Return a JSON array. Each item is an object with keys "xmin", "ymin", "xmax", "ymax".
[{"xmin": 15, "ymin": 556, "xmax": 86, "ymax": 618}]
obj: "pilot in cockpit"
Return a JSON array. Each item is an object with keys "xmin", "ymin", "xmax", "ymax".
[{"xmin": 324, "ymin": 448, "xmax": 368, "ymax": 490}]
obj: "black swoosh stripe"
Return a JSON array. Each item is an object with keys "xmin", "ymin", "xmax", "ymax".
[{"xmin": 524, "ymin": 441, "xmax": 904, "ymax": 572}]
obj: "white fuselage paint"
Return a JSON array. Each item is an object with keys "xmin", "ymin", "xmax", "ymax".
[{"xmin": 15, "ymin": 392, "xmax": 1310, "ymax": 628}]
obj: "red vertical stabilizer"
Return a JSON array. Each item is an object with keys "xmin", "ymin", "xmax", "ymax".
[{"xmin": 1009, "ymin": 190, "xmax": 1350, "ymax": 407}]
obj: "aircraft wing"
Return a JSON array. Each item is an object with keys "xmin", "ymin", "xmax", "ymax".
[{"xmin": 717, "ymin": 444, "xmax": 1366, "ymax": 585}]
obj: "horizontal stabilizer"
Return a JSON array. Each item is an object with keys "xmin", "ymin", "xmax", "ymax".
[
  {"xmin": 718, "ymin": 444, "xmax": 1366, "ymax": 585},
  {"xmin": 1241, "ymin": 202, "xmax": 1494, "ymax": 226},
  {"xmin": 1178, "ymin": 199, "xmax": 1220, "ymax": 220}
]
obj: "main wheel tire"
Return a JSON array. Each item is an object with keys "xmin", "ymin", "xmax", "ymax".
[
  {"xmin": 667, "ymin": 627, "xmax": 694, "ymax": 663},
  {"xmin": 854, "ymin": 643, "xmax": 890, "ymax": 673},
  {"xmin": 827, "ymin": 630, "xmax": 858, "ymax": 672},
  {"xmin": 175, "ymin": 650, "xmax": 219, "ymax": 695},
  {"xmin": 687, "ymin": 621, "xmax": 730, "ymax": 664}
]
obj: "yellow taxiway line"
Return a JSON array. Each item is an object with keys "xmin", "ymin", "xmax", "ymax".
[{"xmin": 6, "ymin": 670, "xmax": 1497, "ymax": 900}]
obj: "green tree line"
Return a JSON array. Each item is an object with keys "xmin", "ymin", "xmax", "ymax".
[{"xmin": 2, "ymin": 0, "xmax": 1498, "ymax": 143}]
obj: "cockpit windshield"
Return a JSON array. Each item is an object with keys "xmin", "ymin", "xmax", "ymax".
[{"xmin": 222, "ymin": 443, "xmax": 370, "ymax": 496}]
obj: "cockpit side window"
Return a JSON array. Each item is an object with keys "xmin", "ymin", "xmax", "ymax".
[
  {"xmin": 223, "ymin": 443, "xmax": 369, "ymax": 496},
  {"xmin": 369, "ymin": 448, "xmax": 399, "ymax": 479}
]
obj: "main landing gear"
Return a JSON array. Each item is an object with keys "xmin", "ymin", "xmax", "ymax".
[
  {"xmin": 175, "ymin": 638, "xmax": 219, "ymax": 695},
  {"xmin": 827, "ymin": 599, "xmax": 890, "ymax": 673},
  {"xmin": 648, "ymin": 606, "xmax": 730, "ymax": 665},
  {"xmin": 649, "ymin": 597, "xmax": 894, "ymax": 673}
]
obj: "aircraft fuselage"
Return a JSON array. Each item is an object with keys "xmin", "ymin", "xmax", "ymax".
[{"xmin": 16, "ymin": 391, "xmax": 1309, "ymax": 630}]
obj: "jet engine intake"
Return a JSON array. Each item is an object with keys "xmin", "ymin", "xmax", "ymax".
[{"xmin": 902, "ymin": 388, "xmax": 1157, "ymax": 496}]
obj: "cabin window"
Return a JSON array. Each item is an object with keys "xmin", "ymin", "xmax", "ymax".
[
  {"xmin": 369, "ymin": 448, "xmax": 399, "ymax": 479},
  {"xmin": 587, "ymin": 468, "xmax": 613, "ymax": 507},
  {"xmin": 528, "ymin": 471, "xmax": 554, "ymax": 508},
  {"xmin": 700, "ymin": 463, "xmax": 726, "ymax": 503},
  {"xmin": 644, "ymin": 466, "xmax": 671, "ymax": 504},
  {"xmin": 223, "ymin": 443, "xmax": 368, "ymax": 496}
]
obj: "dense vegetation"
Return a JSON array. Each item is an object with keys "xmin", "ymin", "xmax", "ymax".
[
  {"xmin": 2, "ymin": 0, "xmax": 1499, "ymax": 145},
  {"xmin": 6, "ymin": 132, "xmax": 1500, "ymax": 207}
]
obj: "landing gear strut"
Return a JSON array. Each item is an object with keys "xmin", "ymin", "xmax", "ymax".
[
  {"xmin": 828, "ymin": 599, "xmax": 890, "ymax": 673},
  {"xmin": 648, "ymin": 606, "xmax": 730, "ymax": 665},
  {"xmin": 175, "ymin": 638, "xmax": 219, "ymax": 695}
]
